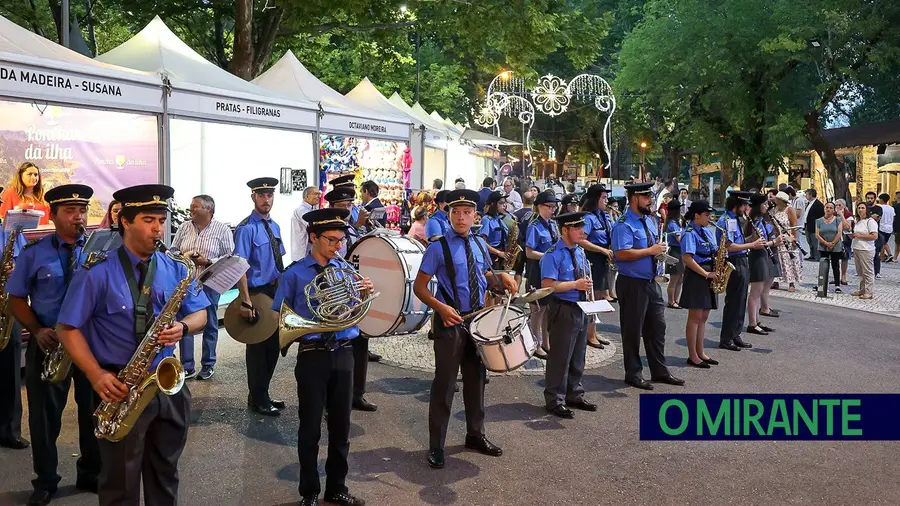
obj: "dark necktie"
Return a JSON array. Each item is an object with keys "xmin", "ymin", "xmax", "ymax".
[
  {"xmin": 639, "ymin": 217, "xmax": 658, "ymax": 275},
  {"xmin": 499, "ymin": 218, "xmax": 508, "ymax": 250},
  {"xmin": 567, "ymin": 248, "xmax": 586, "ymax": 301},
  {"xmin": 261, "ymin": 219, "xmax": 285, "ymax": 272},
  {"xmin": 463, "ymin": 237, "xmax": 480, "ymax": 310},
  {"xmin": 61, "ymin": 243, "xmax": 75, "ymax": 284},
  {"xmin": 137, "ymin": 260, "xmax": 149, "ymax": 292}
]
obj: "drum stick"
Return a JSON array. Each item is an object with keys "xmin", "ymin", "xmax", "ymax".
[{"xmin": 495, "ymin": 293, "xmax": 512, "ymax": 336}]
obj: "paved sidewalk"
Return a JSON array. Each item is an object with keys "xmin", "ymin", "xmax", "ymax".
[{"xmin": 768, "ymin": 256, "xmax": 900, "ymax": 317}]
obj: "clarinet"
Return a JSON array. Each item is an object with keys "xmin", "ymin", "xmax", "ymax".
[{"xmin": 750, "ymin": 217, "xmax": 776, "ymax": 260}]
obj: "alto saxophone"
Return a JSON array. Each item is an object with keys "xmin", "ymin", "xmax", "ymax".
[
  {"xmin": 0, "ymin": 225, "xmax": 23, "ymax": 353},
  {"xmin": 94, "ymin": 244, "xmax": 193, "ymax": 441},
  {"xmin": 710, "ymin": 223, "xmax": 735, "ymax": 294},
  {"xmin": 42, "ymin": 225, "xmax": 87, "ymax": 383},
  {"xmin": 502, "ymin": 215, "xmax": 522, "ymax": 271}
]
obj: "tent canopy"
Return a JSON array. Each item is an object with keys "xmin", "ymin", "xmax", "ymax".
[
  {"xmin": 253, "ymin": 51, "xmax": 410, "ymax": 140},
  {"xmin": 461, "ymin": 128, "xmax": 521, "ymax": 146},
  {"xmin": 97, "ymin": 16, "xmax": 317, "ymax": 129},
  {"xmin": 0, "ymin": 14, "xmax": 163, "ymax": 112}
]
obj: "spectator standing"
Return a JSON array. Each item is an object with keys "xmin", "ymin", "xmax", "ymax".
[
  {"xmin": 502, "ymin": 177, "xmax": 523, "ymax": 212},
  {"xmin": 804, "ymin": 189, "xmax": 825, "ymax": 261},
  {"xmin": 893, "ymin": 191, "xmax": 900, "ymax": 263},
  {"xmin": 877, "ymin": 193, "xmax": 894, "ymax": 263},
  {"xmin": 815, "ymin": 202, "xmax": 844, "ymax": 293},
  {"xmin": 850, "ymin": 202, "xmax": 878, "ymax": 299}
]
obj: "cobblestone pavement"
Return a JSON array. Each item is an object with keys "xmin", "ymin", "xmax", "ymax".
[{"xmin": 766, "ymin": 256, "xmax": 900, "ymax": 317}]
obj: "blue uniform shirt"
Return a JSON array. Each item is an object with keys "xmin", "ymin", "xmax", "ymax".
[
  {"xmin": 525, "ymin": 217, "xmax": 558, "ymax": 254},
  {"xmin": 6, "ymin": 233, "xmax": 87, "ymax": 327},
  {"xmin": 57, "ymin": 247, "xmax": 210, "ymax": 370},
  {"xmin": 715, "ymin": 210, "xmax": 747, "ymax": 257},
  {"xmin": 540, "ymin": 240, "xmax": 588, "ymax": 302},
  {"xmin": 666, "ymin": 220, "xmax": 683, "ymax": 248},
  {"xmin": 425, "ymin": 210, "xmax": 451, "ymax": 241},
  {"xmin": 680, "ymin": 224, "xmax": 717, "ymax": 264},
  {"xmin": 419, "ymin": 229, "xmax": 490, "ymax": 313},
  {"xmin": 611, "ymin": 208, "xmax": 657, "ymax": 280},
  {"xmin": 583, "ymin": 210, "xmax": 612, "ymax": 247},
  {"xmin": 479, "ymin": 214, "xmax": 508, "ymax": 248},
  {"xmin": 233, "ymin": 211, "xmax": 286, "ymax": 288},
  {"xmin": 271, "ymin": 255, "xmax": 359, "ymax": 342}
]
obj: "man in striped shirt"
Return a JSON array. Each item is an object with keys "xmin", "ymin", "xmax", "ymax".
[{"xmin": 171, "ymin": 194, "xmax": 235, "ymax": 380}]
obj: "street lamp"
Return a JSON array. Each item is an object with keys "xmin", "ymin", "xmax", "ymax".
[{"xmin": 639, "ymin": 141, "xmax": 648, "ymax": 181}]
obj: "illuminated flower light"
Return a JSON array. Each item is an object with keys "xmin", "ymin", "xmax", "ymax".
[{"xmin": 532, "ymin": 74, "xmax": 571, "ymax": 116}]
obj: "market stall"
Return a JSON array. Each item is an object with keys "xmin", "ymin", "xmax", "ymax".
[
  {"xmin": 96, "ymin": 17, "xmax": 319, "ymax": 260},
  {"xmin": 253, "ymin": 52, "xmax": 414, "ymax": 230},
  {"xmin": 0, "ymin": 15, "xmax": 165, "ymax": 228}
]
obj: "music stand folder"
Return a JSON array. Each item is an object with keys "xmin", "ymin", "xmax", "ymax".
[
  {"xmin": 576, "ymin": 299, "xmax": 616, "ymax": 315},
  {"xmin": 81, "ymin": 228, "xmax": 123, "ymax": 259},
  {"xmin": 3, "ymin": 210, "xmax": 43, "ymax": 232},
  {"xmin": 197, "ymin": 255, "xmax": 250, "ymax": 295}
]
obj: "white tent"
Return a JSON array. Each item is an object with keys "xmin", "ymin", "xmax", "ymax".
[
  {"xmin": 253, "ymin": 51, "xmax": 411, "ymax": 140},
  {"xmin": 0, "ymin": 14, "xmax": 163, "ymax": 113},
  {"xmin": 390, "ymin": 94, "xmax": 451, "ymax": 148},
  {"xmin": 96, "ymin": 17, "xmax": 318, "ymax": 260}
]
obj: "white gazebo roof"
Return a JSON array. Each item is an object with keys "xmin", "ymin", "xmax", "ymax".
[
  {"xmin": 0, "ymin": 14, "xmax": 163, "ymax": 111},
  {"xmin": 96, "ymin": 16, "xmax": 317, "ymax": 129},
  {"xmin": 253, "ymin": 51, "xmax": 410, "ymax": 140}
]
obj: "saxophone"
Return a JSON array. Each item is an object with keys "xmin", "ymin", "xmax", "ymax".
[
  {"xmin": 502, "ymin": 215, "xmax": 522, "ymax": 271},
  {"xmin": 710, "ymin": 223, "xmax": 735, "ymax": 294},
  {"xmin": 94, "ymin": 244, "xmax": 193, "ymax": 442},
  {"xmin": 42, "ymin": 225, "xmax": 87, "ymax": 383},
  {"xmin": 0, "ymin": 225, "xmax": 22, "ymax": 353}
]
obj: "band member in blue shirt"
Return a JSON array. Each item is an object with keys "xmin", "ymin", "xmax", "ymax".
[
  {"xmin": 525, "ymin": 191, "xmax": 560, "ymax": 359},
  {"xmin": 56, "ymin": 184, "xmax": 209, "ymax": 506},
  {"xmin": 324, "ymin": 186, "xmax": 376, "ymax": 412},
  {"xmin": 663, "ymin": 199, "xmax": 685, "ymax": 308},
  {"xmin": 578, "ymin": 184, "xmax": 614, "ymax": 349},
  {"xmin": 0, "ymin": 187, "xmax": 29, "ymax": 452},
  {"xmin": 272, "ymin": 207, "xmax": 372, "ymax": 506},
  {"xmin": 414, "ymin": 189, "xmax": 517, "ymax": 470},
  {"xmin": 611, "ymin": 182, "xmax": 684, "ymax": 390},
  {"xmin": 745, "ymin": 192, "xmax": 782, "ymax": 336},
  {"xmin": 679, "ymin": 200, "xmax": 720, "ymax": 369},
  {"xmin": 425, "ymin": 190, "xmax": 451, "ymax": 242},
  {"xmin": 7, "ymin": 184, "xmax": 99, "ymax": 505},
  {"xmin": 715, "ymin": 190, "xmax": 765, "ymax": 351},
  {"xmin": 479, "ymin": 191, "xmax": 510, "ymax": 269},
  {"xmin": 329, "ymin": 174, "xmax": 369, "ymax": 231},
  {"xmin": 234, "ymin": 177, "xmax": 286, "ymax": 416},
  {"xmin": 540, "ymin": 212, "xmax": 597, "ymax": 419}
]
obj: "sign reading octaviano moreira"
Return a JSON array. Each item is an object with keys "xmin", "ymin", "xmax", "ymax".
[{"xmin": 639, "ymin": 394, "xmax": 895, "ymax": 440}]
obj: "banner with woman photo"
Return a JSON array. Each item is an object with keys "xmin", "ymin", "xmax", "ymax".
[{"xmin": 0, "ymin": 99, "xmax": 159, "ymax": 226}]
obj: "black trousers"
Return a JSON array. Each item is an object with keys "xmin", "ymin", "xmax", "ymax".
[
  {"xmin": 351, "ymin": 337, "xmax": 368, "ymax": 401},
  {"xmin": 544, "ymin": 300, "xmax": 588, "ymax": 408},
  {"xmin": 616, "ymin": 275, "xmax": 669, "ymax": 382},
  {"xmin": 295, "ymin": 345, "xmax": 354, "ymax": 498},
  {"xmin": 0, "ymin": 324, "xmax": 22, "ymax": 442},
  {"xmin": 247, "ymin": 284, "xmax": 280, "ymax": 405},
  {"xmin": 97, "ymin": 386, "xmax": 191, "ymax": 506},
  {"xmin": 429, "ymin": 321, "xmax": 486, "ymax": 450},
  {"xmin": 720, "ymin": 256, "xmax": 750, "ymax": 344},
  {"xmin": 25, "ymin": 339, "xmax": 100, "ymax": 492},
  {"xmin": 820, "ymin": 251, "xmax": 842, "ymax": 287}
]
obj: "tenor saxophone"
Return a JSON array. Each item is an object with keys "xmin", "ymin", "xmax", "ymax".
[
  {"xmin": 42, "ymin": 225, "xmax": 87, "ymax": 383},
  {"xmin": 94, "ymin": 244, "xmax": 193, "ymax": 442},
  {"xmin": 0, "ymin": 225, "xmax": 22, "ymax": 352}
]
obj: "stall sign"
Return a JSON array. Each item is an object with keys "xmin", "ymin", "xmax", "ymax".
[{"xmin": 168, "ymin": 88, "xmax": 317, "ymax": 130}]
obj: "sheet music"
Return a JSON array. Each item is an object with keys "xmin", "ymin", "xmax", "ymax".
[
  {"xmin": 577, "ymin": 299, "xmax": 616, "ymax": 315},
  {"xmin": 4, "ymin": 209, "xmax": 43, "ymax": 232},
  {"xmin": 197, "ymin": 255, "xmax": 250, "ymax": 294},
  {"xmin": 82, "ymin": 228, "xmax": 123, "ymax": 256},
  {"xmin": 368, "ymin": 207, "xmax": 386, "ymax": 221}
]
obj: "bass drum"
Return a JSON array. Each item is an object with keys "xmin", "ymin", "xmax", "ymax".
[{"xmin": 347, "ymin": 233, "xmax": 435, "ymax": 337}]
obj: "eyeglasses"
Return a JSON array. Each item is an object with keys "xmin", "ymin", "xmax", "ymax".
[
  {"xmin": 541, "ymin": 203, "xmax": 558, "ymax": 209},
  {"xmin": 320, "ymin": 236, "xmax": 345, "ymax": 246}
]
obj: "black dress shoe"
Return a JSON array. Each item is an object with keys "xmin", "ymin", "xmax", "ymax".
[
  {"xmin": 0, "ymin": 436, "xmax": 30, "ymax": 449},
  {"xmin": 733, "ymin": 338, "xmax": 753, "ymax": 348},
  {"xmin": 625, "ymin": 378, "xmax": 654, "ymax": 390},
  {"xmin": 368, "ymin": 351, "xmax": 381, "ymax": 362},
  {"xmin": 587, "ymin": 341, "xmax": 605, "ymax": 350},
  {"xmin": 427, "ymin": 448, "xmax": 445, "ymax": 469},
  {"xmin": 758, "ymin": 324, "xmax": 774, "ymax": 332},
  {"xmin": 464, "ymin": 434, "xmax": 503, "ymax": 456},
  {"xmin": 27, "ymin": 490, "xmax": 53, "ymax": 506},
  {"xmin": 719, "ymin": 342, "xmax": 741, "ymax": 351},
  {"xmin": 565, "ymin": 398, "xmax": 598, "ymax": 412},
  {"xmin": 598, "ymin": 337, "xmax": 611, "ymax": 346},
  {"xmin": 651, "ymin": 374, "xmax": 685, "ymax": 386},
  {"xmin": 270, "ymin": 398, "xmax": 286, "ymax": 410},
  {"xmin": 248, "ymin": 402, "xmax": 280, "ymax": 416},
  {"xmin": 702, "ymin": 357, "xmax": 719, "ymax": 365},
  {"xmin": 747, "ymin": 325, "xmax": 768, "ymax": 336},
  {"xmin": 76, "ymin": 477, "xmax": 98, "ymax": 493},
  {"xmin": 299, "ymin": 496, "xmax": 319, "ymax": 506},
  {"xmin": 686, "ymin": 358, "xmax": 711, "ymax": 368},
  {"xmin": 352, "ymin": 397, "xmax": 378, "ymax": 412},
  {"xmin": 547, "ymin": 404, "xmax": 575, "ymax": 419},
  {"xmin": 323, "ymin": 491, "xmax": 366, "ymax": 506},
  {"xmin": 759, "ymin": 309, "xmax": 780, "ymax": 318}
]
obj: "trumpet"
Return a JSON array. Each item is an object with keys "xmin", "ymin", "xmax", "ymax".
[{"xmin": 581, "ymin": 249, "xmax": 601, "ymax": 327}]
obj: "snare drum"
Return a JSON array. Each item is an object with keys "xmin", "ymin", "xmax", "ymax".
[
  {"xmin": 470, "ymin": 306, "xmax": 536, "ymax": 373},
  {"xmin": 347, "ymin": 233, "xmax": 435, "ymax": 337}
]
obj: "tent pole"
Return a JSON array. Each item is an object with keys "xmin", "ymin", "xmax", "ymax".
[
  {"xmin": 61, "ymin": 0, "xmax": 70, "ymax": 47},
  {"xmin": 315, "ymin": 104, "xmax": 323, "ymax": 190}
]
